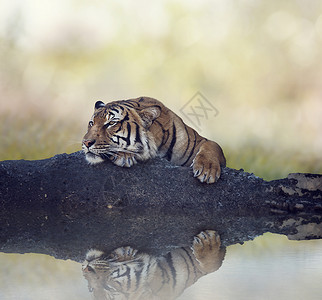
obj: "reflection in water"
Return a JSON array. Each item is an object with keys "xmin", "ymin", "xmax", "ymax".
[
  {"xmin": 82, "ymin": 230, "xmax": 226, "ymax": 300},
  {"xmin": 0, "ymin": 234, "xmax": 321, "ymax": 299}
]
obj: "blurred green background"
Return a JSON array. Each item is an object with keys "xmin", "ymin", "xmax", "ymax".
[
  {"xmin": 1, "ymin": 1, "xmax": 322, "ymax": 299},
  {"xmin": 1, "ymin": 0, "xmax": 321, "ymax": 180}
]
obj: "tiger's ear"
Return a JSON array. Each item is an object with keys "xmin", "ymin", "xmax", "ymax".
[
  {"xmin": 138, "ymin": 106, "xmax": 161, "ymax": 128},
  {"xmin": 95, "ymin": 101, "xmax": 105, "ymax": 110}
]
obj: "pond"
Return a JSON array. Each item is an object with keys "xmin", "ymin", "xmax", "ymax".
[{"xmin": 1, "ymin": 233, "xmax": 322, "ymax": 300}]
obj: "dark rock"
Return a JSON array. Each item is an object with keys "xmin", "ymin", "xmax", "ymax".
[{"xmin": 0, "ymin": 151, "xmax": 321, "ymax": 262}]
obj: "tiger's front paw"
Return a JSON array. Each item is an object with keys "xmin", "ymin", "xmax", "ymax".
[
  {"xmin": 191, "ymin": 230, "xmax": 225, "ymax": 273},
  {"xmin": 191, "ymin": 154, "xmax": 221, "ymax": 184},
  {"xmin": 191, "ymin": 140, "xmax": 225, "ymax": 184},
  {"xmin": 192, "ymin": 230, "xmax": 221, "ymax": 258},
  {"xmin": 110, "ymin": 153, "xmax": 137, "ymax": 168}
]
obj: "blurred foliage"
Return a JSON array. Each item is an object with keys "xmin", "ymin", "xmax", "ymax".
[{"xmin": 1, "ymin": 0, "xmax": 322, "ymax": 180}]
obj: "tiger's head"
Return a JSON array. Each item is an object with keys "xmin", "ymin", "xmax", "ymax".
[
  {"xmin": 82, "ymin": 249, "xmax": 125, "ymax": 300},
  {"xmin": 82, "ymin": 100, "xmax": 161, "ymax": 165},
  {"xmin": 82, "ymin": 248, "xmax": 151, "ymax": 300}
]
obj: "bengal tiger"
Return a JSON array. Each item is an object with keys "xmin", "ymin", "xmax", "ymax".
[
  {"xmin": 82, "ymin": 97, "xmax": 226, "ymax": 183},
  {"xmin": 82, "ymin": 230, "xmax": 226, "ymax": 300}
]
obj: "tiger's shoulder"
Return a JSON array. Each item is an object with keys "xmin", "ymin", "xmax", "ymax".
[{"xmin": 135, "ymin": 96, "xmax": 226, "ymax": 183}]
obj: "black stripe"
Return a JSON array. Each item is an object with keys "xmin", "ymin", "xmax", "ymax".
[
  {"xmin": 120, "ymin": 99, "xmax": 139, "ymax": 108},
  {"xmin": 179, "ymin": 250, "xmax": 191, "ymax": 288},
  {"xmin": 113, "ymin": 265, "xmax": 132, "ymax": 290},
  {"xmin": 115, "ymin": 123, "xmax": 131, "ymax": 146},
  {"xmin": 134, "ymin": 122, "xmax": 142, "ymax": 144},
  {"xmin": 134, "ymin": 268, "xmax": 142, "ymax": 291},
  {"xmin": 123, "ymin": 103, "xmax": 135, "ymax": 108},
  {"xmin": 113, "ymin": 112, "xmax": 129, "ymax": 134},
  {"xmin": 115, "ymin": 124, "xmax": 122, "ymax": 133},
  {"xmin": 165, "ymin": 123, "xmax": 176, "ymax": 161},
  {"xmin": 125, "ymin": 266, "xmax": 131, "ymax": 291},
  {"xmin": 127, "ymin": 99, "xmax": 140, "ymax": 107},
  {"xmin": 179, "ymin": 122, "xmax": 190, "ymax": 160},
  {"xmin": 125, "ymin": 123, "xmax": 131, "ymax": 146},
  {"xmin": 165, "ymin": 252, "xmax": 177, "ymax": 289},
  {"xmin": 162, "ymin": 130, "xmax": 170, "ymax": 148},
  {"xmin": 154, "ymin": 120, "xmax": 169, "ymax": 150},
  {"xmin": 158, "ymin": 260, "xmax": 170, "ymax": 282},
  {"xmin": 181, "ymin": 247, "xmax": 199, "ymax": 282},
  {"xmin": 154, "ymin": 261, "xmax": 169, "ymax": 293},
  {"xmin": 181, "ymin": 130, "xmax": 197, "ymax": 166},
  {"xmin": 110, "ymin": 108, "xmax": 119, "ymax": 113},
  {"xmin": 154, "ymin": 120, "xmax": 165, "ymax": 132}
]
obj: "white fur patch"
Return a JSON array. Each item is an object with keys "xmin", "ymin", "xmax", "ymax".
[
  {"xmin": 85, "ymin": 153, "xmax": 104, "ymax": 164},
  {"xmin": 85, "ymin": 249, "xmax": 105, "ymax": 261}
]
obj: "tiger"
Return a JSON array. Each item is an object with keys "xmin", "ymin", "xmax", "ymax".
[
  {"xmin": 82, "ymin": 230, "xmax": 226, "ymax": 300},
  {"xmin": 82, "ymin": 97, "xmax": 226, "ymax": 183}
]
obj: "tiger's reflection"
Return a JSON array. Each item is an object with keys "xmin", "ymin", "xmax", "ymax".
[{"xmin": 82, "ymin": 230, "xmax": 226, "ymax": 300}]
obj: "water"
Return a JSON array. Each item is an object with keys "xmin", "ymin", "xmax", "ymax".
[
  {"xmin": 178, "ymin": 233, "xmax": 322, "ymax": 300},
  {"xmin": 0, "ymin": 233, "xmax": 322, "ymax": 300}
]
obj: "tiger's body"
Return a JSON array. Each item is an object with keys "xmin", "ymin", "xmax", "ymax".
[
  {"xmin": 82, "ymin": 230, "xmax": 225, "ymax": 300},
  {"xmin": 82, "ymin": 97, "xmax": 225, "ymax": 183}
]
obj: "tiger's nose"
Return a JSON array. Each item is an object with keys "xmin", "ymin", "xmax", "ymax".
[{"xmin": 83, "ymin": 139, "xmax": 95, "ymax": 148}]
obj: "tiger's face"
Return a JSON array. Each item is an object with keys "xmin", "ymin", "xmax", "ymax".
[
  {"xmin": 82, "ymin": 248, "xmax": 149, "ymax": 300},
  {"xmin": 83, "ymin": 256, "xmax": 125, "ymax": 300},
  {"xmin": 82, "ymin": 100, "xmax": 160, "ymax": 165}
]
